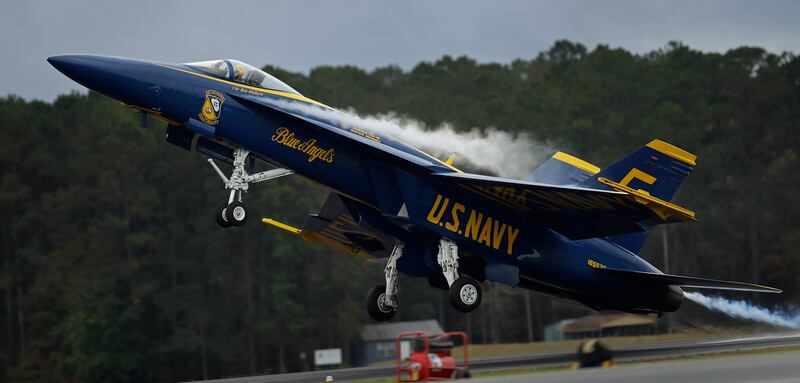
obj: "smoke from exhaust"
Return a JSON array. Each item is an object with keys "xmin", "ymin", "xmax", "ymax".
[
  {"xmin": 272, "ymin": 100, "xmax": 554, "ymax": 178},
  {"xmin": 685, "ymin": 292, "xmax": 800, "ymax": 330}
]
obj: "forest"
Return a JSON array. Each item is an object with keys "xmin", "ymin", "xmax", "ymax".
[{"xmin": 1, "ymin": 40, "xmax": 799, "ymax": 382}]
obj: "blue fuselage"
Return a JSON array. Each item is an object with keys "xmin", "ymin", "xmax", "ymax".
[{"xmin": 49, "ymin": 55, "xmax": 682, "ymax": 314}]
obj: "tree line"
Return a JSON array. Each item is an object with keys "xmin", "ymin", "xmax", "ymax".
[{"xmin": 1, "ymin": 40, "xmax": 798, "ymax": 382}]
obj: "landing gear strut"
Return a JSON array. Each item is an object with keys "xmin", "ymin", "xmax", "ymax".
[
  {"xmin": 208, "ymin": 148, "xmax": 292, "ymax": 228},
  {"xmin": 366, "ymin": 242, "xmax": 403, "ymax": 321},
  {"xmin": 438, "ymin": 238, "xmax": 482, "ymax": 313}
]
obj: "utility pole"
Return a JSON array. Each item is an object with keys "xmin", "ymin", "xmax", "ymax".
[
  {"xmin": 662, "ymin": 225, "xmax": 669, "ymax": 274},
  {"xmin": 524, "ymin": 290, "xmax": 533, "ymax": 342}
]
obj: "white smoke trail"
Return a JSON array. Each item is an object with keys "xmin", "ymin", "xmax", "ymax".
[
  {"xmin": 685, "ymin": 292, "xmax": 800, "ymax": 330},
  {"xmin": 271, "ymin": 99, "xmax": 554, "ymax": 179}
]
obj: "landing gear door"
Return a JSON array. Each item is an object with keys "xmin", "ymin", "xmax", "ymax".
[{"xmin": 485, "ymin": 257, "xmax": 519, "ymax": 286}]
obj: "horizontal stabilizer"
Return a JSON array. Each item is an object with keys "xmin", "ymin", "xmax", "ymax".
[
  {"xmin": 597, "ymin": 177, "xmax": 696, "ymax": 221},
  {"xmin": 597, "ymin": 267, "xmax": 782, "ymax": 293}
]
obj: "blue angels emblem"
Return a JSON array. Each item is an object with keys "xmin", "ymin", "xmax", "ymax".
[{"xmin": 199, "ymin": 90, "xmax": 225, "ymax": 125}]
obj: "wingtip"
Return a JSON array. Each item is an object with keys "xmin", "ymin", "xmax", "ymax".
[
  {"xmin": 748, "ymin": 282, "xmax": 783, "ymax": 294},
  {"xmin": 762, "ymin": 286, "xmax": 783, "ymax": 294}
]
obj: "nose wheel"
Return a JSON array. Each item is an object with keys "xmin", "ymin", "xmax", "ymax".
[
  {"xmin": 208, "ymin": 148, "xmax": 292, "ymax": 228},
  {"xmin": 225, "ymin": 201, "xmax": 248, "ymax": 225},
  {"xmin": 215, "ymin": 202, "xmax": 231, "ymax": 227},
  {"xmin": 216, "ymin": 201, "xmax": 248, "ymax": 228}
]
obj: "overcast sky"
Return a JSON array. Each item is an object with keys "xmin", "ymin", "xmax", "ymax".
[{"xmin": 2, "ymin": 0, "xmax": 798, "ymax": 101}]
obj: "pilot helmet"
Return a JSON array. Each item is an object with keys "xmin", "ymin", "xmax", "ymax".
[{"xmin": 234, "ymin": 64, "xmax": 245, "ymax": 80}]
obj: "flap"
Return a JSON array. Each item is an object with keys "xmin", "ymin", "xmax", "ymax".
[{"xmin": 262, "ymin": 193, "xmax": 389, "ymax": 259}]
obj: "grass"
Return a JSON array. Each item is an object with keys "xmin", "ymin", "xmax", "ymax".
[
  {"xmin": 354, "ymin": 332, "xmax": 798, "ymax": 383},
  {"xmin": 368, "ymin": 326, "xmax": 740, "ymax": 366},
  {"xmin": 452, "ymin": 326, "xmax": 749, "ymax": 360},
  {"xmin": 450, "ymin": 333, "xmax": 694, "ymax": 359}
]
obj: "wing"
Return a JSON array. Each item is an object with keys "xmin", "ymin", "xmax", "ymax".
[
  {"xmin": 433, "ymin": 172, "xmax": 695, "ymax": 239},
  {"xmin": 596, "ymin": 267, "xmax": 782, "ymax": 293},
  {"xmin": 262, "ymin": 192, "xmax": 392, "ymax": 259},
  {"xmin": 229, "ymin": 92, "xmax": 458, "ymax": 172}
]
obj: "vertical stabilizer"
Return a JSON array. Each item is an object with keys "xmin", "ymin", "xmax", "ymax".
[{"xmin": 580, "ymin": 140, "xmax": 697, "ymax": 253}]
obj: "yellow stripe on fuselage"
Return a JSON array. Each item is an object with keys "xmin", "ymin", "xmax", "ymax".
[
  {"xmin": 552, "ymin": 151, "xmax": 600, "ymax": 174},
  {"xmin": 158, "ymin": 64, "xmax": 335, "ymax": 109}
]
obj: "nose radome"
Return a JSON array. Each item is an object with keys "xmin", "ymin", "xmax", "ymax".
[
  {"xmin": 47, "ymin": 55, "xmax": 74, "ymax": 70},
  {"xmin": 46, "ymin": 56, "xmax": 61, "ymax": 67},
  {"xmin": 47, "ymin": 55, "xmax": 107, "ymax": 87},
  {"xmin": 48, "ymin": 55, "xmax": 86, "ymax": 72},
  {"xmin": 48, "ymin": 55, "xmax": 77, "ymax": 78},
  {"xmin": 47, "ymin": 54, "xmax": 160, "ymax": 108}
]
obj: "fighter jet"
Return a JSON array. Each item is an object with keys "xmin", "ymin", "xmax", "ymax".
[{"xmin": 49, "ymin": 55, "xmax": 780, "ymax": 321}]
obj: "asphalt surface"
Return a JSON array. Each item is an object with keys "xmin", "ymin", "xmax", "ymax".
[
  {"xmin": 190, "ymin": 332, "xmax": 800, "ymax": 383},
  {"xmin": 475, "ymin": 349, "xmax": 800, "ymax": 383}
]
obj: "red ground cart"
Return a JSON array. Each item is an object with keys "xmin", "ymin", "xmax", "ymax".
[{"xmin": 395, "ymin": 331, "xmax": 470, "ymax": 381}]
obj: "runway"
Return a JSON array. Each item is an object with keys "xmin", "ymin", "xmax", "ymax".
[
  {"xmin": 476, "ymin": 349, "xmax": 800, "ymax": 383},
  {"xmin": 191, "ymin": 332, "xmax": 800, "ymax": 383}
]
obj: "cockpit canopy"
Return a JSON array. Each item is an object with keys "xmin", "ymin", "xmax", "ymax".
[{"xmin": 184, "ymin": 59, "xmax": 301, "ymax": 95}]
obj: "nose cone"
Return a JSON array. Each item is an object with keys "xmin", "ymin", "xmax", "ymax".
[
  {"xmin": 48, "ymin": 54, "xmax": 161, "ymax": 108},
  {"xmin": 48, "ymin": 55, "xmax": 128, "ymax": 93},
  {"xmin": 48, "ymin": 55, "xmax": 85, "ymax": 78},
  {"xmin": 48, "ymin": 55, "xmax": 104, "ymax": 87}
]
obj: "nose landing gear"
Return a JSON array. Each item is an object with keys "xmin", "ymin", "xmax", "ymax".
[
  {"xmin": 208, "ymin": 148, "xmax": 293, "ymax": 228},
  {"xmin": 366, "ymin": 242, "xmax": 403, "ymax": 321}
]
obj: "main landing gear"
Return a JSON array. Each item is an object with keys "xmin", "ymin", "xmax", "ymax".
[
  {"xmin": 366, "ymin": 239, "xmax": 482, "ymax": 322},
  {"xmin": 438, "ymin": 238, "xmax": 482, "ymax": 313},
  {"xmin": 207, "ymin": 148, "xmax": 292, "ymax": 228},
  {"xmin": 366, "ymin": 242, "xmax": 403, "ymax": 321}
]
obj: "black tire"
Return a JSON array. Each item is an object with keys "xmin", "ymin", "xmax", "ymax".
[
  {"xmin": 449, "ymin": 276, "xmax": 482, "ymax": 313},
  {"xmin": 366, "ymin": 285, "xmax": 396, "ymax": 321},
  {"xmin": 215, "ymin": 202, "xmax": 231, "ymax": 228},
  {"xmin": 453, "ymin": 369, "xmax": 471, "ymax": 379},
  {"xmin": 224, "ymin": 201, "xmax": 248, "ymax": 226}
]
